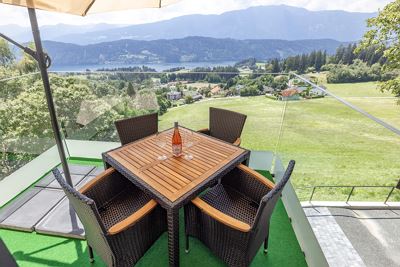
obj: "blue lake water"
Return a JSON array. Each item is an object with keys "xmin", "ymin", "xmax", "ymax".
[{"xmin": 50, "ymin": 61, "xmax": 236, "ymax": 72}]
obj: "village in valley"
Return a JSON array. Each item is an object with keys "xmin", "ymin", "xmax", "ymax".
[{"xmin": 157, "ymin": 73, "xmax": 327, "ymax": 108}]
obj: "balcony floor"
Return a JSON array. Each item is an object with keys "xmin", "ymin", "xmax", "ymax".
[{"xmin": 0, "ymin": 159, "xmax": 306, "ymax": 267}]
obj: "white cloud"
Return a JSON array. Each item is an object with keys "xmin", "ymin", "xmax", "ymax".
[{"xmin": 0, "ymin": 0, "xmax": 392, "ymax": 26}]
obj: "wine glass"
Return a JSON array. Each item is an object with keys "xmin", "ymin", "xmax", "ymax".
[
  {"xmin": 184, "ymin": 130, "xmax": 194, "ymax": 160},
  {"xmin": 155, "ymin": 132, "xmax": 167, "ymax": 160}
]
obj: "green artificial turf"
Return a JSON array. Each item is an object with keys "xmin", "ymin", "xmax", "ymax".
[
  {"xmin": 0, "ymin": 170, "xmax": 307, "ymax": 267},
  {"xmin": 68, "ymin": 157, "xmax": 104, "ymax": 167}
]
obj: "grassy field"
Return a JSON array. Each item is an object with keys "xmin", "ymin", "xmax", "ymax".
[
  {"xmin": 325, "ymin": 81, "xmax": 400, "ymax": 129},
  {"xmin": 159, "ymin": 88, "xmax": 400, "ymax": 201}
]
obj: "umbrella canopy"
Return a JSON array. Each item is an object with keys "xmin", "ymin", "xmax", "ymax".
[
  {"xmin": 0, "ymin": 0, "xmax": 180, "ymax": 187},
  {"xmin": 0, "ymin": 0, "xmax": 179, "ymax": 16}
]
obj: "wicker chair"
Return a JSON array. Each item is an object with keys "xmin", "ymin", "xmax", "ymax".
[
  {"xmin": 184, "ymin": 160, "xmax": 295, "ymax": 267},
  {"xmin": 0, "ymin": 239, "xmax": 18, "ymax": 267},
  {"xmin": 115, "ymin": 113, "xmax": 158, "ymax": 145},
  {"xmin": 198, "ymin": 107, "xmax": 247, "ymax": 146},
  {"xmin": 53, "ymin": 167, "xmax": 166, "ymax": 267}
]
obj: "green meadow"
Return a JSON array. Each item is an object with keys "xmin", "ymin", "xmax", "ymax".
[{"xmin": 159, "ymin": 82, "xmax": 400, "ymax": 201}]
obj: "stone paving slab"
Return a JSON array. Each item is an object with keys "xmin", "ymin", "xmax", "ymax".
[
  {"xmin": 304, "ymin": 207, "xmax": 366, "ymax": 267},
  {"xmin": 35, "ymin": 197, "xmax": 85, "ymax": 239},
  {"xmin": 0, "ymin": 188, "xmax": 42, "ymax": 223},
  {"xmin": 34, "ymin": 171, "xmax": 99, "ymax": 239},
  {"xmin": 45, "ymin": 174, "xmax": 86, "ymax": 189},
  {"xmin": 35, "ymin": 173, "xmax": 86, "ymax": 189},
  {"xmin": 56, "ymin": 164, "xmax": 95, "ymax": 175},
  {"xmin": 75, "ymin": 175, "xmax": 97, "ymax": 190},
  {"xmin": 87, "ymin": 166, "xmax": 105, "ymax": 177},
  {"xmin": 0, "ymin": 165, "xmax": 98, "ymax": 235},
  {"xmin": 0, "ymin": 189, "xmax": 65, "ymax": 232}
]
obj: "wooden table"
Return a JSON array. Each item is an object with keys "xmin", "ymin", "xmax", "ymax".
[{"xmin": 103, "ymin": 127, "xmax": 250, "ymax": 267}]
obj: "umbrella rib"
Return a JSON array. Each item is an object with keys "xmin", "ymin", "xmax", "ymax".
[{"xmin": 83, "ymin": 0, "xmax": 97, "ymax": 16}]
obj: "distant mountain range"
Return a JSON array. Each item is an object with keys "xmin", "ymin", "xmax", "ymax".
[
  {"xmin": 1, "ymin": 5, "xmax": 374, "ymax": 45},
  {"xmin": 43, "ymin": 37, "xmax": 344, "ymax": 66},
  {"xmin": 0, "ymin": 23, "xmax": 120, "ymax": 44}
]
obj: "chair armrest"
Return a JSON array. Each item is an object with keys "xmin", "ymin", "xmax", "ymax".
[
  {"xmin": 237, "ymin": 164, "xmax": 275, "ymax": 190},
  {"xmin": 197, "ymin": 128, "xmax": 210, "ymax": 135},
  {"xmin": 191, "ymin": 198, "xmax": 251, "ymax": 232},
  {"xmin": 108, "ymin": 200, "xmax": 158, "ymax": 235},
  {"xmin": 79, "ymin": 167, "xmax": 115, "ymax": 194},
  {"xmin": 233, "ymin": 138, "xmax": 241, "ymax": 146}
]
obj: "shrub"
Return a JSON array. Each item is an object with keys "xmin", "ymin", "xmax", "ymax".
[{"xmin": 326, "ymin": 60, "xmax": 382, "ymax": 83}]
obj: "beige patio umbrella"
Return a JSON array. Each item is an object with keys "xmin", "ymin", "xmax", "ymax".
[
  {"xmin": 0, "ymin": 0, "xmax": 180, "ymax": 185},
  {"xmin": 0, "ymin": 0, "xmax": 179, "ymax": 15}
]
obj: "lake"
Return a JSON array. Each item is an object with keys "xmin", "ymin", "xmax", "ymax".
[{"xmin": 50, "ymin": 61, "xmax": 237, "ymax": 72}]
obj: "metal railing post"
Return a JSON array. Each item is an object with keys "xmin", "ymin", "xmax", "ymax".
[
  {"xmin": 309, "ymin": 187, "xmax": 316, "ymax": 202},
  {"xmin": 384, "ymin": 187, "xmax": 395, "ymax": 204},
  {"xmin": 346, "ymin": 187, "xmax": 355, "ymax": 203}
]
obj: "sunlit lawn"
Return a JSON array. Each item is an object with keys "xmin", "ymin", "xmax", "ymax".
[
  {"xmin": 325, "ymin": 81, "xmax": 400, "ymax": 129},
  {"xmin": 159, "ymin": 92, "xmax": 400, "ymax": 201}
]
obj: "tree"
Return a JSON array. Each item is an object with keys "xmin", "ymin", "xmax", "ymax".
[
  {"xmin": 118, "ymin": 81, "xmax": 125, "ymax": 90},
  {"xmin": 184, "ymin": 95, "xmax": 194, "ymax": 104},
  {"xmin": 205, "ymin": 73, "xmax": 222, "ymax": 83},
  {"xmin": 127, "ymin": 82, "xmax": 136, "ymax": 97},
  {"xmin": 157, "ymin": 95, "xmax": 171, "ymax": 115},
  {"xmin": 0, "ymin": 39, "xmax": 14, "ymax": 66},
  {"xmin": 358, "ymin": 0, "xmax": 400, "ymax": 97},
  {"xmin": 136, "ymin": 89, "xmax": 159, "ymax": 111},
  {"xmin": 314, "ymin": 50, "xmax": 324, "ymax": 71},
  {"xmin": 271, "ymin": 59, "xmax": 280, "ymax": 73},
  {"xmin": 17, "ymin": 42, "xmax": 39, "ymax": 73}
]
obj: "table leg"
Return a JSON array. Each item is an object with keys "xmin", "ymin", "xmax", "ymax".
[
  {"xmin": 243, "ymin": 157, "xmax": 250, "ymax": 166},
  {"xmin": 167, "ymin": 208, "xmax": 180, "ymax": 267}
]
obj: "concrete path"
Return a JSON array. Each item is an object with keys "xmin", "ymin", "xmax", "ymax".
[
  {"xmin": 329, "ymin": 208, "xmax": 400, "ymax": 267},
  {"xmin": 305, "ymin": 206, "xmax": 400, "ymax": 267},
  {"xmin": 304, "ymin": 207, "xmax": 365, "ymax": 267}
]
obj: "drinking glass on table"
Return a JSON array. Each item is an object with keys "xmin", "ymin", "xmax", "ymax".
[
  {"xmin": 184, "ymin": 130, "xmax": 194, "ymax": 160},
  {"xmin": 155, "ymin": 132, "xmax": 167, "ymax": 160}
]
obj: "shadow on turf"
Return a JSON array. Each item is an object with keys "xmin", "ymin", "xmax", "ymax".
[{"xmin": 12, "ymin": 238, "xmax": 104, "ymax": 266}]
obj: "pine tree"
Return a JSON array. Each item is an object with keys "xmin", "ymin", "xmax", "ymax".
[
  {"xmin": 315, "ymin": 50, "xmax": 323, "ymax": 71},
  {"xmin": 322, "ymin": 51, "xmax": 327, "ymax": 66},
  {"xmin": 127, "ymin": 82, "xmax": 135, "ymax": 97},
  {"xmin": 335, "ymin": 45, "xmax": 345, "ymax": 64},
  {"xmin": 299, "ymin": 54, "xmax": 307, "ymax": 73},
  {"xmin": 271, "ymin": 59, "xmax": 280, "ymax": 73}
]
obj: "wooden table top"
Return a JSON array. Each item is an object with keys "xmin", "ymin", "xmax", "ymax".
[{"xmin": 105, "ymin": 127, "xmax": 247, "ymax": 203}]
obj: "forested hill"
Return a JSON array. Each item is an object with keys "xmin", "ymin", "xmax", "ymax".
[{"xmin": 43, "ymin": 37, "xmax": 344, "ymax": 66}]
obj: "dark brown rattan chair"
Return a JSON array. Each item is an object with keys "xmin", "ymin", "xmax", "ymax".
[
  {"xmin": 184, "ymin": 160, "xmax": 295, "ymax": 267},
  {"xmin": 115, "ymin": 113, "xmax": 158, "ymax": 145},
  {"xmin": 198, "ymin": 107, "xmax": 247, "ymax": 146},
  {"xmin": 53, "ymin": 167, "xmax": 166, "ymax": 267},
  {"xmin": 0, "ymin": 239, "xmax": 18, "ymax": 267}
]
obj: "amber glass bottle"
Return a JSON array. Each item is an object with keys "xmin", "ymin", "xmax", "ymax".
[{"xmin": 172, "ymin": 122, "xmax": 182, "ymax": 157}]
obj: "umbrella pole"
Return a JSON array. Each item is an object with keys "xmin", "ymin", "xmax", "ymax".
[{"xmin": 27, "ymin": 8, "xmax": 73, "ymax": 186}]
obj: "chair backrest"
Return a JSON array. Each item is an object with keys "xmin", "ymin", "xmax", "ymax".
[
  {"xmin": 115, "ymin": 112, "xmax": 158, "ymax": 145},
  {"xmin": 252, "ymin": 160, "xmax": 295, "ymax": 233},
  {"xmin": 209, "ymin": 107, "xmax": 247, "ymax": 144},
  {"xmin": 52, "ymin": 169, "xmax": 114, "ymax": 265}
]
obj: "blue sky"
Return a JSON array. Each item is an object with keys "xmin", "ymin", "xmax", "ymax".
[{"xmin": 0, "ymin": 0, "xmax": 392, "ymax": 26}]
